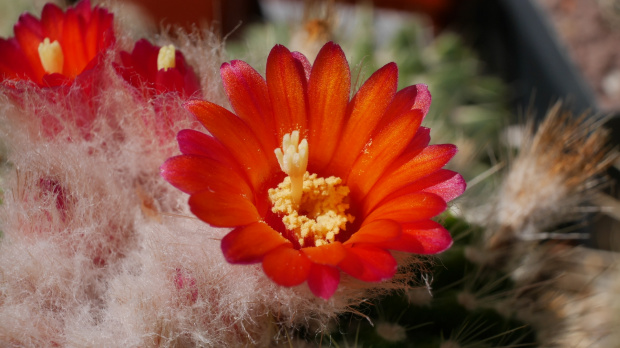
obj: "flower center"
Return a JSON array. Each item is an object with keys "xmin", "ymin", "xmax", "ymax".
[
  {"xmin": 269, "ymin": 131, "xmax": 355, "ymax": 247},
  {"xmin": 157, "ymin": 44, "xmax": 176, "ymax": 71},
  {"xmin": 38, "ymin": 38, "xmax": 64, "ymax": 75}
]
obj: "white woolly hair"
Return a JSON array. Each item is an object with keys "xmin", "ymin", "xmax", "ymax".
[{"xmin": 0, "ymin": 19, "xmax": 421, "ymax": 347}]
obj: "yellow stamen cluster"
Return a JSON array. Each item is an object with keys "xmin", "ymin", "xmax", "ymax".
[
  {"xmin": 157, "ymin": 44, "xmax": 176, "ymax": 71},
  {"xmin": 270, "ymin": 132, "xmax": 354, "ymax": 247},
  {"xmin": 38, "ymin": 38, "xmax": 63, "ymax": 74}
]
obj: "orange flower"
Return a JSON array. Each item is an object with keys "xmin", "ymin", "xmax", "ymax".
[
  {"xmin": 0, "ymin": 0, "xmax": 114, "ymax": 87},
  {"xmin": 117, "ymin": 39, "xmax": 200, "ymax": 98},
  {"xmin": 161, "ymin": 42, "xmax": 465, "ymax": 299}
]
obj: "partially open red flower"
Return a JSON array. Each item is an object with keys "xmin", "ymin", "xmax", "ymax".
[
  {"xmin": 161, "ymin": 42, "xmax": 465, "ymax": 299},
  {"xmin": 0, "ymin": 0, "xmax": 114, "ymax": 87},
  {"xmin": 117, "ymin": 39, "xmax": 200, "ymax": 98}
]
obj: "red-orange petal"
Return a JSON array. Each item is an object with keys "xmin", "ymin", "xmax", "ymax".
[
  {"xmin": 345, "ymin": 219, "xmax": 401, "ymax": 245},
  {"xmin": 188, "ymin": 190, "xmax": 260, "ymax": 227},
  {"xmin": 329, "ymin": 63, "xmax": 398, "ymax": 178},
  {"xmin": 377, "ymin": 83, "xmax": 431, "ymax": 137},
  {"xmin": 379, "ymin": 126, "xmax": 431, "ymax": 178},
  {"xmin": 307, "ymin": 42, "xmax": 351, "ymax": 173},
  {"xmin": 364, "ymin": 192, "xmax": 447, "ymax": 224},
  {"xmin": 13, "ymin": 14, "xmax": 45, "ymax": 83},
  {"xmin": 61, "ymin": 7, "xmax": 88, "ymax": 78},
  {"xmin": 338, "ymin": 245, "xmax": 397, "ymax": 282},
  {"xmin": 291, "ymin": 51, "xmax": 311, "ymax": 80},
  {"xmin": 160, "ymin": 155, "xmax": 253, "ymax": 197},
  {"xmin": 391, "ymin": 144, "xmax": 458, "ymax": 179},
  {"xmin": 177, "ymin": 130, "xmax": 236, "ymax": 166},
  {"xmin": 74, "ymin": 0, "xmax": 92, "ymax": 19},
  {"xmin": 262, "ymin": 246, "xmax": 312, "ymax": 286},
  {"xmin": 383, "ymin": 84, "xmax": 430, "ymax": 121},
  {"xmin": 307, "ymin": 263, "xmax": 340, "ymax": 299},
  {"xmin": 382, "ymin": 169, "xmax": 466, "ymax": 204},
  {"xmin": 184, "ymin": 100, "xmax": 274, "ymax": 190},
  {"xmin": 40, "ymin": 3, "xmax": 64, "ymax": 42},
  {"xmin": 363, "ymin": 144, "xmax": 457, "ymax": 214},
  {"xmin": 222, "ymin": 222, "xmax": 291, "ymax": 264},
  {"xmin": 301, "ymin": 242, "xmax": 347, "ymax": 266},
  {"xmin": 84, "ymin": 5, "xmax": 106, "ymax": 60},
  {"xmin": 0, "ymin": 38, "xmax": 36, "ymax": 80},
  {"xmin": 91, "ymin": 4, "xmax": 114, "ymax": 52},
  {"xmin": 422, "ymin": 170, "xmax": 466, "ymax": 202},
  {"xmin": 266, "ymin": 44, "xmax": 308, "ymax": 139},
  {"xmin": 412, "ymin": 84, "xmax": 431, "ymax": 114},
  {"xmin": 377, "ymin": 220, "xmax": 453, "ymax": 254},
  {"xmin": 384, "ymin": 85, "xmax": 417, "ymax": 118},
  {"xmin": 220, "ymin": 60, "xmax": 277, "ymax": 153},
  {"xmin": 347, "ymin": 109, "xmax": 423, "ymax": 199}
]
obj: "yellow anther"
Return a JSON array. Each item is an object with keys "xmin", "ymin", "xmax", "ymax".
[
  {"xmin": 269, "ymin": 172, "xmax": 354, "ymax": 247},
  {"xmin": 157, "ymin": 44, "xmax": 176, "ymax": 71},
  {"xmin": 274, "ymin": 131, "xmax": 308, "ymax": 207},
  {"xmin": 38, "ymin": 38, "xmax": 63, "ymax": 74}
]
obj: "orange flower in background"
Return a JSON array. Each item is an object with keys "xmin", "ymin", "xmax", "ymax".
[
  {"xmin": 117, "ymin": 39, "xmax": 200, "ymax": 98},
  {"xmin": 0, "ymin": 0, "xmax": 114, "ymax": 87},
  {"xmin": 116, "ymin": 39, "xmax": 201, "ymax": 145},
  {"xmin": 161, "ymin": 42, "xmax": 465, "ymax": 299}
]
